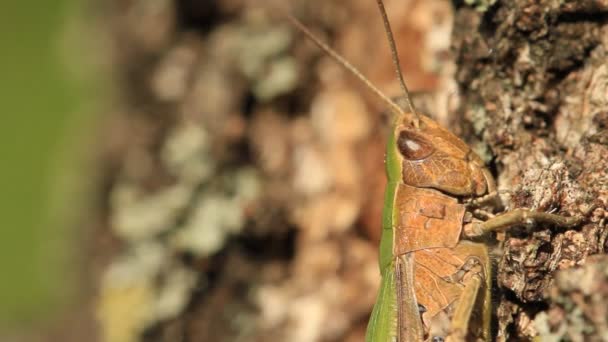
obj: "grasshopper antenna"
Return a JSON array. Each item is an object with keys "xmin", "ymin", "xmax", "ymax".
[
  {"xmin": 375, "ymin": 0, "xmax": 420, "ymax": 128},
  {"xmin": 284, "ymin": 12, "xmax": 409, "ymax": 120}
]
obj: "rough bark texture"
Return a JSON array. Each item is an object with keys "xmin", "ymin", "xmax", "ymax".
[
  {"xmin": 74, "ymin": 1, "xmax": 608, "ymax": 342},
  {"xmin": 453, "ymin": 1, "xmax": 608, "ymax": 340}
]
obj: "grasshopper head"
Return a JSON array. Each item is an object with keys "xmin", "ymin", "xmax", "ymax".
[
  {"xmin": 391, "ymin": 113, "xmax": 493, "ymax": 197},
  {"xmin": 285, "ymin": 2, "xmax": 494, "ymax": 198}
]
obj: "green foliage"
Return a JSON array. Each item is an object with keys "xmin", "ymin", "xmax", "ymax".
[{"xmin": 0, "ymin": 0, "xmax": 84, "ymax": 329}]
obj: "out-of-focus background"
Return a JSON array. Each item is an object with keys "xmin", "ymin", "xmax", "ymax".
[
  {"xmin": 1, "ymin": 1, "xmax": 452, "ymax": 341},
  {"xmin": 3, "ymin": 0, "xmax": 607, "ymax": 341},
  {"xmin": 0, "ymin": 0, "xmax": 87, "ymax": 337}
]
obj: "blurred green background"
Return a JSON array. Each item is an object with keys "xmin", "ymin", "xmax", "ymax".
[{"xmin": 0, "ymin": 0, "xmax": 85, "ymax": 332}]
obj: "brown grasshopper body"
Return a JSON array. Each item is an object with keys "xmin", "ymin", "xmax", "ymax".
[{"xmin": 387, "ymin": 114, "xmax": 495, "ymax": 341}]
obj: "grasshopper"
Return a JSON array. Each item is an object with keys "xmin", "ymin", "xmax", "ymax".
[{"xmin": 286, "ymin": 1, "xmax": 581, "ymax": 341}]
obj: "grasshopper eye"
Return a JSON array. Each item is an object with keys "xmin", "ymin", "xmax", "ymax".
[{"xmin": 397, "ymin": 130, "xmax": 433, "ymax": 160}]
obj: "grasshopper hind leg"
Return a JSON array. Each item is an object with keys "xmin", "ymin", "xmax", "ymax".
[
  {"xmin": 429, "ymin": 244, "xmax": 492, "ymax": 342},
  {"xmin": 426, "ymin": 272, "xmax": 485, "ymax": 342},
  {"xmin": 445, "ymin": 273, "xmax": 483, "ymax": 342}
]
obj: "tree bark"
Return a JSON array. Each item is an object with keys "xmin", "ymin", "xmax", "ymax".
[
  {"xmin": 82, "ymin": 1, "xmax": 607, "ymax": 341},
  {"xmin": 452, "ymin": 2, "xmax": 608, "ymax": 340}
]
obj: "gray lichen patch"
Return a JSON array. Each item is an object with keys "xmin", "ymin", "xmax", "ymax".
[
  {"xmin": 96, "ymin": 242, "xmax": 197, "ymax": 342},
  {"xmin": 103, "ymin": 114, "xmax": 260, "ymax": 340},
  {"xmin": 161, "ymin": 122, "xmax": 215, "ymax": 183},
  {"xmin": 217, "ymin": 9, "xmax": 299, "ymax": 101},
  {"xmin": 170, "ymin": 167, "xmax": 260, "ymax": 257},
  {"xmin": 110, "ymin": 122, "xmax": 215, "ymax": 242},
  {"xmin": 110, "ymin": 183, "xmax": 195, "ymax": 241}
]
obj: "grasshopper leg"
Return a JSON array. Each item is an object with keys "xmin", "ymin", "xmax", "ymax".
[
  {"xmin": 444, "ymin": 273, "xmax": 483, "ymax": 342},
  {"xmin": 463, "ymin": 208, "xmax": 582, "ymax": 238}
]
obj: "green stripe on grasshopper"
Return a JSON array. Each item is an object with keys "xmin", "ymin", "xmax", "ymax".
[
  {"xmin": 367, "ymin": 117, "xmax": 425, "ymax": 342},
  {"xmin": 367, "ymin": 118, "xmax": 400, "ymax": 342},
  {"xmin": 365, "ymin": 261, "xmax": 397, "ymax": 342}
]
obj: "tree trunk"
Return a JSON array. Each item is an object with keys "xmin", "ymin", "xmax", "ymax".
[
  {"xmin": 82, "ymin": 1, "xmax": 607, "ymax": 341},
  {"xmin": 453, "ymin": 2, "xmax": 608, "ymax": 340}
]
